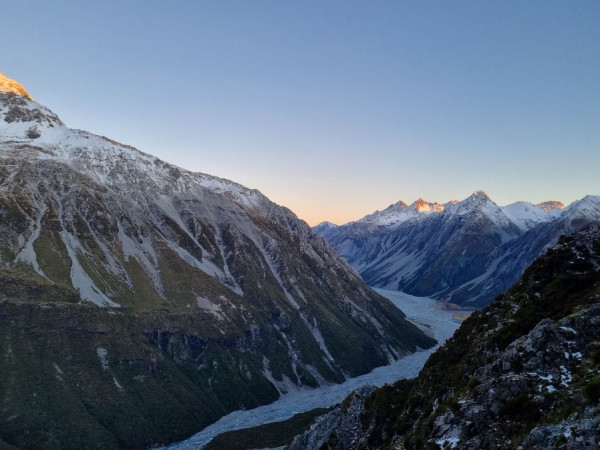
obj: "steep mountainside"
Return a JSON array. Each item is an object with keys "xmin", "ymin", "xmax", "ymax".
[
  {"xmin": 0, "ymin": 73, "xmax": 435, "ymax": 449},
  {"xmin": 315, "ymin": 191, "xmax": 600, "ymax": 306},
  {"xmin": 290, "ymin": 223, "xmax": 600, "ymax": 449}
]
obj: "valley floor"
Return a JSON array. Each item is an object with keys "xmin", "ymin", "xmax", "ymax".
[{"xmin": 161, "ymin": 290, "xmax": 471, "ymax": 449}]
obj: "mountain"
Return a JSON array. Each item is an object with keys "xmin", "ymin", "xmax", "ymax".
[
  {"xmin": 290, "ymin": 223, "xmax": 600, "ymax": 449},
  {"xmin": 0, "ymin": 72, "xmax": 435, "ymax": 449},
  {"xmin": 502, "ymin": 200, "xmax": 563, "ymax": 231},
  {"xmin": 312, "ymin": 221, "xmax": 339, "ymax": 236},
  {"xmin": 315, "ymin": 191, "xmax": 600, "ymax": 306}
]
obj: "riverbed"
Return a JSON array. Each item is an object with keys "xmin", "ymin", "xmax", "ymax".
[{"xmin": 161, "ymin": 290, "xmax": 470, "ymax": 449}]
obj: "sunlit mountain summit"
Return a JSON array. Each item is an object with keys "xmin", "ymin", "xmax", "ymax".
[{"xmin": 0, "ymin": 72, "xmax": 33, "ymax": 100}]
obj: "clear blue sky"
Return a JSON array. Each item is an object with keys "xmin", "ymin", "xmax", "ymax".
[{"xmin": 3, "ymin": 1, "xmax": 599, "ymax": 225}]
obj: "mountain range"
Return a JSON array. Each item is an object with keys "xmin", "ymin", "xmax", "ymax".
[
  {"xmin": 315, "ymin": 190, "xmax": 600, "ymax": 306},
  {"xmin": 0, "ymin": 72, "xmax": 434, "ymax": 448}
]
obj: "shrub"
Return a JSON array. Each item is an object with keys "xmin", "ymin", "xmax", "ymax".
[{"xmin": 584, "ymin": 375, "xmax": 600, "ymax": 403}]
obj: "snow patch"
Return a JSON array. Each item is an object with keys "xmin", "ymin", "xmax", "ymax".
[
  {"xmin": 502, "ymin": 201, "xmax": 558, "ymax": 230},
  {"xmin": 301, "ymin": 314, "xmax": 335, "ymax": 364},
  {"xmin": 261, "ymin": 356, "xmax": 303, "ymax": 396},
  {"xmin": 436, "ymin": 436, "xmax": 460, "ymax": 449},
  {"xmin": 15, "ymin": 205, "xmax": 47, "ymax": 278},
  {"xmin": 96, "ymin": 347, "xmax": 109, "ymax": 370},
  {"xmin": 61, "ymin": 232, "xmax": 120, "ymax": 307},
  {"xmin": 560, "ymin": 365, "xmax": 572, "ymax": 387},
  {"xmin": 113, "ymin": 377, "xmax": 124, "ymax": 391},
  {"xmin": 196, "ymin": 296, "xmax": 224, "ymax": 319},
  {"xmin": 560, "ymin": 326, "xmax": 577, "ymax": 335}
]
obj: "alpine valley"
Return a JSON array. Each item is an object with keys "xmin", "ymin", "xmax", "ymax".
[
  {"xmin": 315, "ymin": 191, "xmax": 600, "ymax": 307},
  {"xmin": 0, "ymin": 73, "xmax": 435, "ymax": 449},
  {"xmin": 290, "ymin": 222, "xmax": 600, "ymax": 449}
]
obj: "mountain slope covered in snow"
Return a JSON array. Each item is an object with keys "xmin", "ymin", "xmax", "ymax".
[{"xmin": 0, "ymin": 72, "xmax": 435, "ymax": 448}]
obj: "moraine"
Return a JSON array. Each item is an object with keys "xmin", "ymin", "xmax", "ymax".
[{"xmin": 162, "ymin": 290, "xmax": 470, "ymax": 449}]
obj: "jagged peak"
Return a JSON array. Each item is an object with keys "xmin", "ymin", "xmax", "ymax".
[
  {"xmin": 472, "ymin": 189, "xmax": 489, "ymax": 199},
  {"xmin": 410, "ymin": 197, "xmax": 429, "ymax": 211},
  {"xmin": 384, "ymin": 200, "xmax": 408, "ymax": 210},
  {"xmin": 314, "ymin": 221, "xmax": 338, "ymax": 228},
  {"xmin": 537, "ymin": 200, "xmax": 565, "ymax": 212},
  {"xmin": 446, "ymin": 190, "xmax": 507, "ymax": 221},
  {"xmin": 0, "ymin": 72, "xmax": 33, "ymax": 100},
  {"xmin": 463, "ymin": 190, "xmax": 495, "ymax": 205},
  {"xmin": 0, "ymin": 75, "xmax": 65, "ymax": 141},
  {"xmin": 410, "ymin": 198, "xmax": 444, "ymax": 212}
]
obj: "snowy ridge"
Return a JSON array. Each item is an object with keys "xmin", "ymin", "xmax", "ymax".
[
  {"xmin": 0, "ymin": 92, "xmax": 275, "ymax": 222},
  {"xmin": 316, "ymin": 190, "xmax": 599, "ymax": 306},
  {"xmin": 0, "ymin": 86, "xmax": 270, "ymax": 304},
  {"xmin": 358, "ymin": 199, "xmax": 445, "ymax": 227},
  {"xmin": 561, "ymin": 195, "xmax": 600, "ymax": 221},
  {"xmin": 0, "ymin": 89, "xmax": 308, "ymax": 304},
  {"xmin": 356, "ymin": 191, "xmax": 510, "ymax": 228},
  {"xmin": 345, "ymin": 190, "xmax": 566, "ymax": 232},
  {"xmin": 502, "ymin": 201, "xmax": 563, "ymax": 231}
]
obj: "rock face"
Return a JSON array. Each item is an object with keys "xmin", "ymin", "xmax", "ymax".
[
  {"xmin": 0, "ymin": 73, "xmax": 435, "ymax": 449},
  {"xmin": 287, "ymin": 386, "xmax": 376, "ymax": 450},
  {"xmin": 315, "ymin": 191, "xmax": 600, "ymax": 306},
  {"xmin": 290, "ymin": 224, "xmax": 600, "ymax": 449}
]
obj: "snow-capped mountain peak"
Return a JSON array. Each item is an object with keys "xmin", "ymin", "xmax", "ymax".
[
  {"xmin": 464, "ymin": 190, "xmax": 491, "ymax": 205},
  {"xmin": 0, "ymin": 74, "xmax": 65, "ymax": 142},
  {"xmin": 538, "ymin": 200, "xmax": 565, "ymax": 212},
  {"xmin": 501, "ymin": 201, "xmax": 562, "ymax": 231},
  {"xmin": 562, "ymin": 195, "xmax": 600, "ymax": 219},
  {"xmin": 312, "ymin": 221, "xmax": 339, "ymax": 237},
  {"xmin": 315, "ymin": 221, "xmax": 338, "ymax": 229},
  {"xmin": 0, "ymin": 75, "xmax": 278, "ymax": 214},
  {"xmin": 448, "ymin": 190, "xmax": 507, "ymax": 222},
  {"xmin": 410, "ymin": 198, "xmax": 444, "ymax": 212},
  {"xmin": 0, "ymin": 72, "xmax": 33, "ymax": 100}
]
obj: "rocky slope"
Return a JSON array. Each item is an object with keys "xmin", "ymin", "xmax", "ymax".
[
  {"xmin": 315, "ymin": 191, "xmax": 600, "ymax": 306},
  {"xmin": 289, "ymin": 223, "xmax": 600, "ymax": 449},
  {"xmin": 0, "ymin": 72, "xmax": 435, "ymax": 449}
]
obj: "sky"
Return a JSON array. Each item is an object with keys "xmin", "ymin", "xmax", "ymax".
[{"xmin": 2, "ymin": 1, "xmax": 599, "ymax": 225}]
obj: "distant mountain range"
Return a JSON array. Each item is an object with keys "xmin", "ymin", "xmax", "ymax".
[
  {"xmin": 0, "ymin": 72, "xmax": 434, "ymax": 448},
  {"xmin": 314, "ymin": 190, "xmax": 600, "ymax": 306}
]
